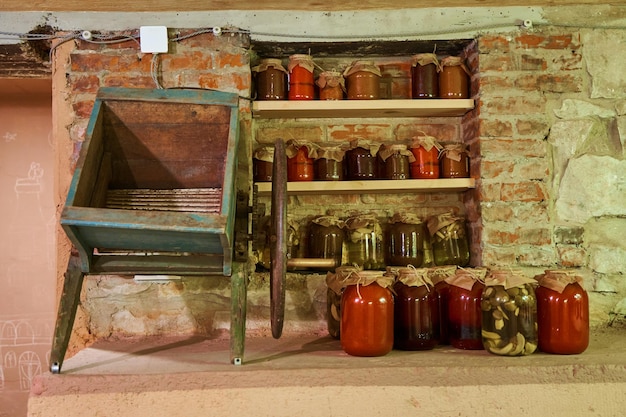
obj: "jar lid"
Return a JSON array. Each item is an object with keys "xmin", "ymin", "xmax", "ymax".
[
  {"xmin": 536, "ymin": 269, "xmax": 584, "ymax": 293},
  {"xmin": 311, "ymin": 215, "xmax": 344, "ymax": 228},
  {"xmin": 288, "ymin": 54, "xmax": 315, "ymax": 72},
  {"xmin": 252, "ymin": 58, "xmax": 288, "ymax": 73},
  {"xmin": 485, "ymin": 269, "xmax": 537, "ymax": 289},
  {"xmin": 253, "ymin": 145, "xmax": 274, "ymax": 162},
  {"xmin": 390, "ymin": 212, "xmax": 422, "ymax": 225},
  {"xmin": 343, "ymin": 61, "xmax": 382, "ymax": 77},
  {"xmin": 340, "ymin": 270, "xmax": 395, "ymax": 290}
]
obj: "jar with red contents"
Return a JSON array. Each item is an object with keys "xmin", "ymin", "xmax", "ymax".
[
  {"xmin": 446, "ymin": 267, "xmax": 487, "ymax": 350},
  {"xmin": 379, "ymin": 143, "xmax": 414, "ymax": 180},
  {"xmin": 535, "ymin": 270, "xmax": 589, "ymax": 354},
  {"xmin": 288, "ymin": 54, "xmax": 315, "ymax": 100},
  {"xmin": 343, "ymin": 61, "xmax": 382, "ymax": 100},
  {"xmin": 252, "ymin": 145, "xmax": 274, "ymax": 182},
  {"xmin": 409, "ymin": 133, "xmax": 443, "ymax": 179},
  {"xmin": 340, "ymin": 270, "xmax": 395, "ymax": 357},
  {"xmin": 440, "ymin": 143, "xmax": 469, "ymax": 178},
  {"xmin": 427, "ymin": 265, "xmax": 457, "ymax": 345},
  {"xmin": 316, "ymin": 71, "xmax": 345, "ymax": 100},
  {"xmin": 252, "ymin": 58, "xmax": 288, "ymax": 100},
  {"xmin": 386, "ymin": 212, "xmax": 426, "ymax": 267},
  {"xmin": 390, "ymin": 266, "xmax": 439, "ymax": 350},
  {"xmin": 313, "ymin": 144, "xmax": 345, "ymax": 181},
  {"xmin": 345, "ymin": 141, "xmax": 381, "ymax": 180},
  {"xmin": 439, "ymin": 56, "xmax": 470, "ymax": 99},
  {"xmin": 411, "ymin": 53, "xmax": 441, "ymax": 99},
  {"xmin": 285, "ymin": 140, "xmax": 315, "ymax": 181}
]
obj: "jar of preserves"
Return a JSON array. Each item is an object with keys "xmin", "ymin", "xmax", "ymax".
[
  {"xmin": 427, "ymin": 265, "xmax": 458, "ymax": 345},
  {"xmin": 379, "ymin": 143, "xmax": 414, "ymax": 180},
  {"xmin": 409, "ymin": 133, "xmax": 442, "ymax": 179},
  {"xmin": 345, "ymin": 141, "xmax": 381, "ymax": 180},
  {"xmin": 481, "ymin": 270, "xmax": 538, "ymax": 356},
  {"xmin": 390, "ymin": 266, "xmax": 439, "ymax": 350},
  {"xmin": 427, "ymin": 212, "xmax": 470, "ymax": 267},
  {"xmin": 340, "ymin": 270, "xmax": 395, "ymax": 356},
  {"xmin": 411, "ymin": 53, "xmax": 441, "ymax": 99},
  {"xmin": 439, "ymin": 56, "xmax": 470, "ymax": 99},
  {"xmin": 308, "ymin": 215, "xmax": 345, "ymax": 268},
  {"xmin": 288, "ymin": 54, "xmax": 315, "ymax": 100},
  {"xmin": 343, "ymin": 61, "xmax": 382, "ymax": 100},
  {"xmin": 446, "ymin": 267, "xmax": 487, "ymax": 350},
  {"xmin": 387, "ymin": 213, "xmax": 425, "ymax": 267},
  {"xmin": 285, "ymin": 140, "xmax": 315, "ymax": 182},
  {"xmin": 344, "ymin": 214, "xmax": 385, "ymax": 270},
  {"xmin": 535, "ymin": 270, "xmax": 589, "ymax": 354},
  {"xmin": 252, "ymin": 58, "xmax": 288, "ymax": 100},
  {"xmin": 440, "ymin": 143, "xmax": 469, "ymax": 178},
  {"xmin": 313, "ymin": 144, "xmax": 345, "ymax": 181},
  {"xmin": 252, "ymin": 145, "xmax": 274, "ymax": 182},
  {"xmin": 379, "ymin": 63, "xmax": 411, "ymax": 99},
  {"xmin": 316, "ymin": 70, "xmax": 345, "ymax": 100},
  {"xmin": 325, "ymin": 265, "xmax": 359, "ymax": 339}
]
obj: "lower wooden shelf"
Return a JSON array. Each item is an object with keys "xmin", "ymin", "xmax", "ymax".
[{"xmin": 255, "ymin": 178, "xmax": 475, "ymax": 195}]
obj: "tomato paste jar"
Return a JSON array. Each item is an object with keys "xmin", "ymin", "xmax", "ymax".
[
  {"xmin": 252, "ymin": 58, "xmax": 287, "ymax": 100},
  {"xmin": 326, "ymin": 265, "xmax": 359, "ymax": 339},
  {"xmin": 344, "ymin": 214, "xmax": 385, "ymax": 270},
  {"xmin": 379, "ymin": 143, "xmax": 414, "ymax": 180},
  {"xmin": 427, "ymin": 212, "xmax": 470, "ymax": 267},
  {"xmin": 285, "ymin": 140, "xmax": 315, "ymax": 181},
  {"xmin": 387, "ymin": 213, "xmax": 425, "ymax": 267},
  {"xmin": 313, "ymin": 144, "xmax": 345, "ymax": 181},
  {"xmin": 409, "ymin": 133, "xmax": 442, "ymax": 179},
  {"xmin": 316, "ymin": 70, "xmax": 345, "ymax": 100},
  {"xmin": 411, "ymin": 53, "xmax": 441, "ymax": 99},
  {"xmin": 440, "ymin": 143, "xmax": 469, "ymax": 178},
  {"xmin": 446, "ymin": 267, "xmax": 487, "ymax": 350},
  {"xmin": 252, "ymin": 145, "xmax": 274, "ymax": 182},
  {"xmin": 345, "ymin": 141, "xmax": 381, "ymax": 180},
  {"xmin": 390, "ymin": 266, "xmax": 439, "ymax": 350},
  {"xmin": 343, "ymin": 61, "xmax": 382, "ymax": 100},
  {"xmin": 481, "ymin": 270, "xmax": 538, "ymax": 356},
  {"xmin": 308, "ymin": 215, "xmax": 345, "ymax": 268},
  {"xmin": 340, "ymin": 270, "xmax": 395, "ymax": 356},
  {"xmin": 535, "ymin": 270, "xmax": 589, "ymax": 354},
  {"xmin": 427, "ymin": 265, "xmax": 457, "ymax": 345},
  {"xmin": 288, "ymin": 54, "xmax": 315, "ymax": 100},
  {"xmin": 439, "ymin": 56, "xmax": 470, "ymax": 99}
]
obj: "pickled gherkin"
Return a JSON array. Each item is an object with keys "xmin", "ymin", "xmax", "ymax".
[{"xmin": 427, "ymin": 212, "xmax": 470, "ymax": 267}]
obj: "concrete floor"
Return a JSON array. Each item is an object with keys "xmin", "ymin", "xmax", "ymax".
[{"xmin": 29, "ymin": 328, "xmax": 626, "ymax": 417}]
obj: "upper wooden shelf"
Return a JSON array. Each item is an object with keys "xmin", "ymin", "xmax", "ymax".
[
  {"xmin": 255, "ymin": 178, "xmax": 475, "ymax": 196},
  {"xmin": 251, "ymin": 99, "xmax": 475, "ymax": 119}
]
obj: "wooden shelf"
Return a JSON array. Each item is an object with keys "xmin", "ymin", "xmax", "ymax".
[
  {"xmin": 255, "ymin": 178, "xmax": 475, "ymax": 196},
  {"xmin": 252, "ymin": 99, "xmax": 475, "ymax": 119}
]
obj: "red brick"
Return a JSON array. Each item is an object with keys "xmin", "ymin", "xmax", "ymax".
[
  {"xmin": 479, "ymin": 35, "xmax": 511, "ymax": 52},
  {"xmin": 515, "ymin": 118, "xmax": 550, "ymax": 137},
  {"xmin": 479, "ymin": 54, "xmax": 513, "ymax": 71},
  {"xmin": 557, "ymin": 245, "xmax": 588, "ymax": 267},
  {"xmin": 71, "ymin": 52, "xmax": 150, "ymax": 73},
  {"xmin": 482, "ymin": 160, "xmax": 513, "ymax": 179},
  {"xmin": 480, "ymin": 95, "xmax": 546, "ymax": 116},
  {"xmin": 165, "ymin": 51, "xmax": 213, "ymax": 71},
  {"xmin": 255, "ymin": 125, "xmax": 324, "ymax": 143},
  {"xmin": 103, "ymin": 75, "xmax": 156, "ymax": 89},
  {"xmin": 550, "ymin": 51, "xmax": 583, "ymax": 71},
  {"xmin": 72, "ymin": 100, "xmax": 94, "ymax": 119},
  {"xmin": 480, "ymin": 138, "xmax": 546, "ymax": 158},
  {"xmin": 328, "ymin": 124, "xmax": 393, "ymax": 142},
  {"xmin": 482, "ymin": 246, "xmax": 517, "ymax": 266},
  {"xmin": 480, "ymin": 203, "xmax": 514, "ymax": 222},
  {"xmin": 479, "ymin": 119, "xmax": 513, "ymax": 137},
  {"xmin": 479, "ymin": 75, "xmax": 515, "ymax": 94},
  {"xmin": 70, "ymin": 74, "xmax": 100, "ymax": 93},
  {"xmin": 520, "ymin": 54, "xmax": 547, "ymax": 71},
  {"xmin": 515, "ymin": 34, "xmax": 578, "ymax": 50},
  {"xmin": 517, "ymin": 245, "xmax": 557, "ymax": 266},
  {"xmin": 501, "ymin": 181, "xmax": 547, "ymax": 202},
  {"xmin": 395, "ymin": 123, "xmax": 459, "ymax": 142}
]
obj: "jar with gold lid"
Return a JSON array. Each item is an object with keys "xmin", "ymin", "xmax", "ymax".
[{"xmin": 343, "ymin": 61, "xmax": 382, "ymax": 100}]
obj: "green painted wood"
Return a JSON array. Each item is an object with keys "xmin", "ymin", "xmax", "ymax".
[
  {"xmin": 230, "ymin": 262, "xmax": 248, "ymax": 364},
  {"xmin": 91, "ymin": 254, "xmax": 225, "ymax": 275}
]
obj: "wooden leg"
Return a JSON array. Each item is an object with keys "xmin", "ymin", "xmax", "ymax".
[
  {"xmin": 49, "ymin": 255, "xmax": 85, "ymax": 374},
  {"xmin": 229, "ymin": 263, "xmax": 247, "ymax": 365}
]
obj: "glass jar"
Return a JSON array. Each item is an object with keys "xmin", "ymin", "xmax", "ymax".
[
  {"xmin": 325, "ymin": 266, "xmax": 359, "ymax": 339},
  {"xmin": 427, "ymin": 213, "xmax": 470, "ymax": 267},
  {"xmin": 308, "ymin": 215, "xmax": 345, "ymax": 268},
  {"xmin": 317, "ymin": 71, "xmax": 345, "ymax": 100},
  {"xmin": 409, "ymin": 133, "xmax": 442, "ymax": 179},
  {"xmin": 440, "ymin": 143, "xmax": 469, "ymax": 178},
  {"xmin": 427, "ymin": 265, "xmax": 457, "ymax": 345},
  {"xmin": 252, "ymin": 145, "xmax": 274, "ymax": 182},
  {"xmin": 288, "ymin": 54, "xmax": 315, "ymax": 100},
  {"xmin": 313, "ymin": 144, "xmax": 345, "ymax": 181},
  {"xmin": 411, "ymin": 53, "xmax": 441, "ymax": 99},
  {"xmin": 387, "ymin": 213, "xmax": 425, "ymax": 267},
  {"xmin": 345, "ymin": 141, "xmax": 380, "ymax": 180},
  {"xmin": 481, "ymin": 270, "xmax": 538, "ymax": 356},
  {"xmin": 535, "ymin": 270, "xmax": 589, "ymax": 354},
  {"xmin": 439, "ymin": 56, "xmax": 470, "ymax": 99},
  {"xmin": 379, "ymin": 144, "xmax": 414, "ymax": 180},
  {"xmin": 379, "ymin": 63, "xmax": 411, "ymax": 99},
  {"xmin": 343, "ymin": 61, "xmax": 382, "ymax": 100},
  {"xmin": 390, "ymin": 266, "xmax": 439, "ymax": 350},
  {"xmin": 252, "ymin": 58, "xmax": 288, "ymax": 100},
  {"xmin": 285, "ymin": 140, "xmax": 314, "ymax": 182},
  {"xmin": 344, "ymin": 214, "xmax": 385, "ymax": 270},
  {"xmin": 340, "ymin": 270, "xmax": 395, "ymax": 356},
  {"xmin": 446, "ymin": 268, "xmax": 487, "ymax": 350}
]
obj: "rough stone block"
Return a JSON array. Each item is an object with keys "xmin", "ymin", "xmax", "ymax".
[
  {"xmin": 584, "ymin": 30, "xmax": 626, "ymax": 99},
  {"xmin": 553, "ymin": 225, "xmax": 585, "ymax": 244}
]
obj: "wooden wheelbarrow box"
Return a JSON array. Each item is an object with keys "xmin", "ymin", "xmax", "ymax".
[{"xmin": 51, "ymin": 87, "xmax": 245, "ymax": 373}]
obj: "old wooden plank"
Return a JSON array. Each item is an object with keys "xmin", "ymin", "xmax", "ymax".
[{"xmin": 90, "ymin": 254, "xmax": 226, "ymax": 275}]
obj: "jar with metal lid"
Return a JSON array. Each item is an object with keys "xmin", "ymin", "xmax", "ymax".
[
  {"xmin": 312, "ymin": 144, "xmax": 345, "ymax": 181},
  {"xmin": 308, "ymin": 215, "xmax": 345, "ymax": 268},
  {"xmin": 427, "ymin": 265, "xmax": 457, "ymax": 345},
  {"xmin": 379, "ymin": 143, "xmax": 414, "ymax": 180},
  {"xmin": 343, "ymin": 61, "xmax": 382, "ymax": 100},
  {"xmin": 386, "ymin": 212, "xmax": 425, "ymax": 267},
  {"xmin": 288, "ymin": 54, "xmax": 315, "ymax": 100},
  {"xmin": 285, "ymin": 140, "xmax": 315, "ymax": 182},
  {"xmin": 252, "ymin": 58, "xmax": 288, "ymax": 100},
  {"xmin": 411, "ymin": 53, "xmax": 441, "ymax": 99},
  {"xmin": 252, "ymin": 145, "xmax": 274, "ymax": 182},
  {"xmin": 325, "ymin": 265, "xmax": 359, "ymax": 339},
  {"xmin": 340, "ymin": 270, "xmax": 395, "ymax": 356},
  {"xmin": 535, "ymin": 270, "xmax": 589, "ymax": 354},
  {"xmin": 439, "ymin": 56, "xmax": 470, "ymax": 99},
  {"xmin": 440, "ymin": 143, "xmax": 469, "ymax": 178},
  {"xmin": 446, "ymin": 267, "xmax": 487, "ymax": 350},
  {"xmin": 345, "ymin": 141, "xmax": 381, "ymax": 180},
  {"xmin": 390, "ymin": 266, "xmax": 439, "ymax": 350},
  {"xmin": 409, "ymin": 133, "xmax": 442, "ymax": 179},
  {"xmin": 427, "ymin": 212, "xmax": 470, "ymax": 267},
  {"xmin": 316, "ymin": 70, "xmax": 345, "ymax": 100},
  {"xmin": 481, "ymin": 270, "xmax": 538, "ymax": 356},
  {"xmin": 344, "ymin": 214, "xmax": 385, "ymax": 270}
]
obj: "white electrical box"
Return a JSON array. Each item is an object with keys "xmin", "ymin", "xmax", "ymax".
[{"xmin": 140, "ymin": 26, "xmax": 169, "ymax": 53}]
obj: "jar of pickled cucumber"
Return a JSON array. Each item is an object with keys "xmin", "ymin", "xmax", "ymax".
[
  {"xmin": 325, "ymin": 265, "xmax": 360, "ymax": 339},
  {"xmin": 344, "ymin": 214, "xmax": 385, "ymax": 270},
  {"xmin": 446, "ymin": 267, "xmax": 487, "ymax": 350},
  {"xmin": 427, "ymin": 212, "xmax": 470, "ymax": 267},
  {"xmin": 481, "ymin": 269, "xmax": 538, "ymax": 356}
]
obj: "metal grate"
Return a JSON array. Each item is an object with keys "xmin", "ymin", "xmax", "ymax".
[{"xmin": 105, "ymin": 188, "xmax": 223, "ymax": 213}]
